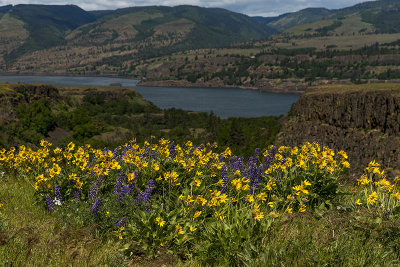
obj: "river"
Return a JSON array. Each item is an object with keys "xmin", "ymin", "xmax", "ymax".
[{"xmin": 0, "ymin": 75, "xmax": 300, "ymax": 118}]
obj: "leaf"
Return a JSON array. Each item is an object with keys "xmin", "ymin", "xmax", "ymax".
[{"xmin": 374, "ymin": 217, "xmax": 382, "ymax": 224}]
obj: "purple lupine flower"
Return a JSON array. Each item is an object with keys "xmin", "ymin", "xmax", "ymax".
[
  {"xmin": 264, "ymin": 146, "xmax": 277, "ymax": 169},
  {"xmin": 220, "ymin": 164, "xmax": 228, "ymax": 193},
  {"xmin": 116, "ymin": 216, "xmax": 127, "ymax": 228},
  {"xmin": 92, "ymin": 197, "xmax": 101, "ymax": 214},
  {"xmin": 46, "ymin": 195, "xmax": 55, "ymax": 211},
  {"xmin": 248, "ymin": 155, "xmax": 259, "ymax": 166},
  {"xmin": 230, "ymin": 155, "xmax": 244, "ymax": 171},
  {"xmin": 54, "ymin": 185, "xmax": 63, "ymax": 201},
  {"xmin": 96, "ymin": 174, "xmax": 104, "ymax": 188},
  {"xmin": 121, "ymin": 145, "xmax": 130, "ymax": 156},
  {"xmin": 89, "ymin": 181, "xmax": 97, "ymax": 199},
  {"xmin": 144, "ymin": 203, "xmax": 151, "ymax": 214},
  {"xmin": 230, "ymin": 156, "xmax": 238, "ymax": 169},
  {"xmin": 112, "ymin": 147, "xmax": 119, "ymax": 158},
  {"xmin": 218, "ymin": 155, "xmax": 225, "ymax": 163},
  {"xmin": 117, "ymin": 185, "xmax": 130, "ymax": 202},
  {"xmin": 74, "ymin": 190, "xmax": 81, "ymax": 200},
  {"xmin": 140, "ymin": 147, "xmax": 150, "ymax": 159},
  {"xmin": 136, "ymin": 179, "xmax": 155, "ymax": 204},
  {"xmin": 254, "ymin": 148, "xmax": 260, "ymax": 160},
  {"xmin": 247, "ymin": 162, "xmax": 262, "ymax": 193},
  {"xmin": 169, "ymin": 142, "xmax": 176, "ymax": 159},
  {"xmin": 188, "ymin": 147, "xmax": 195, "ymax": 158},
  {"xmin": 127, "ymin": 181, "xmax": 135, "ymax": 194},
  {"xmin": 150, "ymin": 149, "xmax": 159, "ymax": 158},
  {"xmin": 114, "ymin": 171, "xmax": 125, "ymax": 194}
]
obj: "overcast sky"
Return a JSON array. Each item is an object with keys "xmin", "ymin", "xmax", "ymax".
[{"xmin": 0, "ymin": 0, "xmax": 369, "ymax": 17}]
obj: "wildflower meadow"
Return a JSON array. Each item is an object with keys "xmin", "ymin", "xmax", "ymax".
[{"xmin": 1, "ymin": 138, "xmax": 400, "ymax": 265}]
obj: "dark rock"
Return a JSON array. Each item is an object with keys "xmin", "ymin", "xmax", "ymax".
[{"xmin": 277, "ymin": 87, "xmax": 400, "ymax": 176}]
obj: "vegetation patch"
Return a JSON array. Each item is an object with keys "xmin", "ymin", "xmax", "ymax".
[{"xmin": 1, "ymin": 139, "xmax": 400, "ymax": 265}]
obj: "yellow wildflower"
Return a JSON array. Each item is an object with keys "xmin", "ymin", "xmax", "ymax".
[
  {"xmin": 193, "ymin": 179, "xmax": 201, "ymax": 187},
  {"xmin": 175, "ymin": 224, "xmax": 184, "ymax": 235},
  {"xmin": 246, "ymin": 194, "xmax": 255, "ymax": 203},
  {"xmin": 256, "ymin": 192, "xmax": 268, "ymax": 202},
  {"xmin": 193, "ymin": 211, "xmax": 202, "ymax": 219},
  {"xmin": 254, "ymin": 212, "xmax": 264, "ymax": 221},
  {"xmin": 269, "ymin": 211, "xmax": 280, "ymax": 218},
  {"xmin": 156, "ymin": 217, "xmax": 166, "ymax": 227},
  {"xmin": 367, "ymin": 191, "xmax": 378, "ymax": 205},
  {"xmin": 299, "ymin": 205, "xmax": 306, "ymax": 213},
  {"xmin": 152, "ymin": 163, "xmax": 160, "ymax": 171},
  {"xmin": 286, "ymin": 207, "xmax": 293, "ymax": 214}
]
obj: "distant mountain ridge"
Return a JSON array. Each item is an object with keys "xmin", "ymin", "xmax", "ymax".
[
  {"xmin": 0, "ymin": 4, "xmax": 276, "ymax": 63},
  {"xmin": 3, "ymin": 1, "xmax": 400, "ymax": 77},
  {"xmin": 258, "ymin": 0, "xmax": 400, "ymax": 33}
]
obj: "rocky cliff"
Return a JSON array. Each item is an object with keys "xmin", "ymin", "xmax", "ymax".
[{"xmin": 276, "ymin": 84, "xmax": 400, "ymax": 176}]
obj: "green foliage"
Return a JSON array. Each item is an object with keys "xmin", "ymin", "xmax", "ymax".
[
  {"xmin": 315, "ymin": 21, "xmax": 343, "ymax": 36},
  {"xmin": 361, "ymin": 8, "xmax": 400, "ymax": 33},
  {"xmin": 16, "ymin": 99, "xmax": 56, "ymax": 135},
  {"xmin": 5, "ymin": 5, "xmax": 95, "ymax": 60}
]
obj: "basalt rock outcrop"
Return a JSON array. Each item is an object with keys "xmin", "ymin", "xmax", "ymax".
[{"xmin": 276, "ymin": 84, "xmax": 400, "ymax": 176}]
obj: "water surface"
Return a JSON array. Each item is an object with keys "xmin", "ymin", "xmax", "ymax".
[{"xmin": 0, "ymin": 76, "xmax": 300, "ymax": 118}]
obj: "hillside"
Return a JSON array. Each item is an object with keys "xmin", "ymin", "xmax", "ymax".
[
  {"xmin": 261, "ymin": 0, "xmax": 400, "ymax": 33},
  {"xmin": 4, "ymin": 4, "xmax": 96, "ymax": 60},
  {"xmin": 260, "ymin": 8, "xmax": 333, "ymax": 32},
  {"xmin": 0, "ymin": 4, "xmax": 275, "ymax": 66},
  {"xmin": 3, "ymin": 1, "xmax": 400, "ymax": 88}
]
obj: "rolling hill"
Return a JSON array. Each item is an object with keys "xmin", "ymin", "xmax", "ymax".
[
  {"xmin": 0, "ymin": 4, "xmax": 276, "ymax": 65},
  {"xmin": 260, "ymin": 0, "xmax": 400, "ymax": 34}
]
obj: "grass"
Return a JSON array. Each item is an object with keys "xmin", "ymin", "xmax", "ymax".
[
  {"xmin": 284, "ymin": 14, "xmax": 375, "ymax": 36},
  {"xmin": 0, "ymin": 174, "xmax": 128, "ymax": 265},
  {"xmin": 2, "ymin": 172, "xmax": 400, "ymax": 266},
  {"xmin": 0, "ymin": 14, "xmax": 28, "ymax": 39}
]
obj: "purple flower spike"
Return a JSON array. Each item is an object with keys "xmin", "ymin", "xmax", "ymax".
[
  {"xmin": 54, "ymin": 185, "xmax": 63, "ymax": 201},
  {"xmin": 89, "ymin": 181, "xmax": 97, "ymax": 199},
  {"xmin": 92, "ymin": 197, "xmax": 101, "ymax": 214},
  {"xmin": 46, "ymin": 195, "xmax": 55, "ymax": 211},
  {"xmin": 136, "ymin": 179, "xmax": 155, "ymax": 204},
  {"xmin": 114, "ymin": 170, "xmax": 125, "ymax": 194},
  {"xmin": 169, "ymin": 142, "xmax": 176, "ymax": 159},
  {"xmin": 221, "ymin": 164, "xmax": 228, "ymax": 193},
  {"xmin": 74, "ymin": 190, "xmax": 81, "ymax": 200}
]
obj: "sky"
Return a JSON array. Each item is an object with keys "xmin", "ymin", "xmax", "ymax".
[{"xmin": 0, "ymin": 0, "xmax": 369, "ymax": 17}]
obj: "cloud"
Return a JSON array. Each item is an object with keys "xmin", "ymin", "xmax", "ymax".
[{"xmin": 0, "ymin": 0, "xmax": 367, "ymax": 17}]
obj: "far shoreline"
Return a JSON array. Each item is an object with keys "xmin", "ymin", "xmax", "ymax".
[{"xmin": 0, "ymin": 73, "xmax": 305, "ymax": 95}]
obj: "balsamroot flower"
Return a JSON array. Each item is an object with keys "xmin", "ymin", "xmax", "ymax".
[{"xmin": 367, "ymin": 191, "xmax": 378, "ymax": 205}]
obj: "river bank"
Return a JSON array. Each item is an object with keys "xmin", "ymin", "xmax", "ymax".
[{"xmin": 137, "ymin": 78, "xmax": 306, "ymax": 94}]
